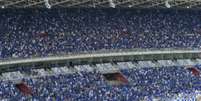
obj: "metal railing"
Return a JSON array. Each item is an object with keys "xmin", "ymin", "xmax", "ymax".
[
  {"xmin": 0, "ymin": 48, "xmax": 200, "ymax": 67},
  {"xmin": 0, "ymin": 48, "xmax": 200, "ymax": 62}
]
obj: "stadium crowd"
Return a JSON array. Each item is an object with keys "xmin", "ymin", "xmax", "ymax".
[
  {"xmin": 0, "ymin": 8, "xmax": 201, "ymax": 100},
  {"xmin": 0, "ymin": 9, "xmax": 201, "ymax": 59},
  {"xmin": 0, "ymin": 65, "xmax": 201, "ymax": 100}
]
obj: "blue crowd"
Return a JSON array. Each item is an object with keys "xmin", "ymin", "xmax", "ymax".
[
  {"xmin": 0, "ymin": 65, "xmax": 200, "ymax": 101},
  {"xmin": 0, "ymin": 8, "xmax": 201, "ymax": 100},
  {"xmin": 0, "ymin": 9, "xmax": 201, "ymax": 59}
]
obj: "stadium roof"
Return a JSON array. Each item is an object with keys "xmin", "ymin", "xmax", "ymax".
[{"xmin": 1, "ymin": 0, "xmax": 201, "ymax": 8}]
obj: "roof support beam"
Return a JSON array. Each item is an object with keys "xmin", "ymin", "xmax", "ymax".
[
  {"xmin": 24, "ymin": 0, "xmax": 44, "ymax": 8},
  {"xmin": 1, "ymin": 0, "xmax": 201, "ymax": 8},
  {"xmin": 65, "ymin": 0, "xmax": 91, "ymax": 7},
  {"xmin": 4, "ymin": 0, "xmax": 26, "ymax": 7},
  {"xmin": 51, "ymin": 0, "xmax": 71, "ymax": 6}
]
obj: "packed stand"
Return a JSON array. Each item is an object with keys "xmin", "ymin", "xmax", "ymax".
[
  {"xmin": 0, "ymin": 9, "xmax": 201, "ymax": 59},
  {"xmin": 0, "ymin": 65, "xmax": 201, "ymax": 100}
]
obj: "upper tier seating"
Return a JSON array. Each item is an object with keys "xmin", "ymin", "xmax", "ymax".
[{"xmin": 0, "ymin": 9, "xmax": 201, "ymax": 59}]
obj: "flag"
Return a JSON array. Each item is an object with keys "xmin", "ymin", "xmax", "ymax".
[
  {"xmin": 15, "ymin": 82, "xmax": 32, "ymax": 95},
  {"xmin": 103, "ymin": 72, "xmax": 129, "ymax": 85},
  {"xmin": 187, "ymin": 67, "xmax": 200, "ymax": 76},
  {"xmin": 36, "ymin": 31, "xmax": 48, "ymax": 37},
  {"xmin": 116, "ymin": 73, "xmax": 129, "ymax": 84}
]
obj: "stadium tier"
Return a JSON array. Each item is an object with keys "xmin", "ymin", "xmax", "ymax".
[
  {"xmin": 1, "ymin": 62, "xmax": 201, "ymax": 101},
  {"xmin": 1, "ymin": 8, "xmax": 201, "ymax": 101},
  {"xmin": 0, "ymin": 9, "xmax": 201, "ymax": 59}
]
